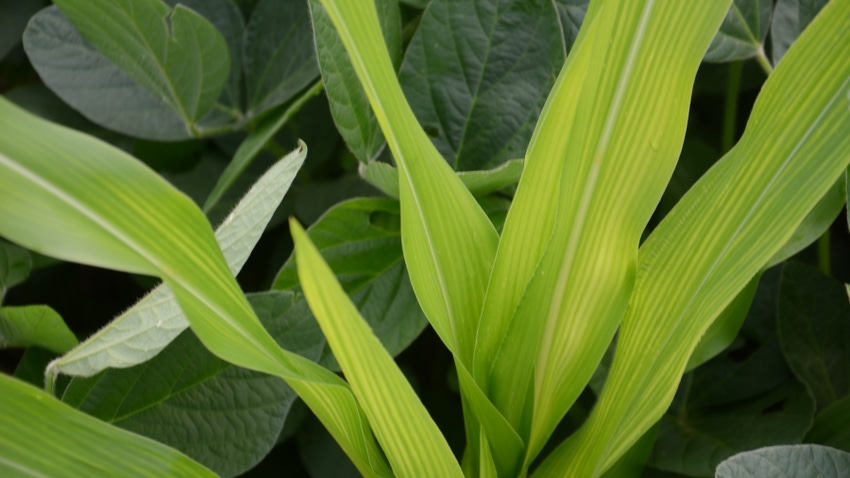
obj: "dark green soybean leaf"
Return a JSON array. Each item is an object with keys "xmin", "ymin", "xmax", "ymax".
[
  {"xmin": 244, "ymin": 0, "xmax": 319, "ymax": 116},
  {"xmin": 400, "ymin": 0, "xmax": 429, "ymax": 9},
  {"xmin": 688, "ymin": 269, "xmax": 792, "ymax": 408},
  {"xmin": 51, "ymin": 0, "xmax": 231, "ymax": 135},
  {"xmin": 164, "ymin": 0, "xmax": 246, "ymax": 115},
  {"xmin": 778, "ymin": 262, "xmax": 850, "ymax": 412},
  {"xmin": 0, "ymin": 374, "xmax": 216, "ymax": 477},
  {"xmin": 62, "ymin": 291, "xmax": 324, "ymax": 478},
  {"xmin": 398, "ymin": 0, "xmax": 565, "ymax": 170},
  {"xmin": 552, "ymin": 0, "xmax": 590, "ymax": 53},
  {"xmin": 23, "ymin": 6, "xmax": 189, "ymax": 140},
  {"xmin": 771, "ymin": 0, "xmax": 829, "ymax": 65},
  {"xmin": 298, "ymin": 414, "xmax": 360, "ymax": 478},
  {"xmin": 0, "ymin": 305, "xmax": 78, "ymax": 353},
  {"xmin": 0, "ymin": 0, "xmax": 46, "ymax": 61},
  {"xmin": 715, "ymin": 444, "xmax": 850, "ymax": 478},
  {"xmin": 309, "ymin": 0, "xmax": 400, "ymax": 164},
  {"xmin": 0, "ymin": 240, "xmax": 31, "ymax": 294},
  {"xmin": 806, "ymin": 393, "xmax": 850, "ymax": 452},
  {"xmin": 650, "ymin": 380, "xmax": 815, "ymax": 477},
  {"xmin": 14, "ymin": 346, "xmax": 58, "ymax": 388},
  {"xmin": 704, "ymin": 0, "xmax": 773, "ymax": 62},
  {"xmin": 273, "ymin": 198, "xmax": 427, "ymax": 370}
]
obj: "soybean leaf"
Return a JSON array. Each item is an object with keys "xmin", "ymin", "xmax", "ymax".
[
  {"xmin": 771, "ymin": 0, "xmax": 829, "ymax": 65},
  {"xmin": 273, "ymin": 198, "xmax": 427, "ymax": 370},
  {"xmin": 13, "ymin": 346, "xmax": 58, "ymax": 388},
  {"xmin": 0, "ymin": 240, "xmax": 31, "ymax": 295},
  {"xmin": 203, "ymin": 81, "xmax": 323, "ymax": 213},
  {"xmin": 543, "ymin": 2, "xmax": 850, "ymax": 474},
  {"xmin": 0, "ymin": 373, "xmax": 216, "ymax": 477},
  {"xmin": 309, "ymin": 0, "xmax": 401, "ymax": 163},
  {"xmin": 398, "ymin": 0, "xmax": 565, "ymax": 170},
  {"xmin": 163, "ymin": 0, "xmax": 246, "ymax": 115},
  {"xmin": 704, "ymin": 0, "xmax": 773, "ymax": 63},
  {"xmin": 0, "ymin": 97, "xmax": 391, "ymax": 476},
  {"xmin": 244, "ymin": 0, "xmax": 319, "ymax": 116},
  {"xmin": 299, "ymin": 414, "xmax": 361, "ymax": 478},
  {"xmin": 715, "ymin": 444, "xmax": 850, "ymax": 478},
  {"xmin": 50, "ymin": 145, "xmax": 305, "ymax": 379},
  {"xmin": 805, "ymin": 394, "xmax": 850, "ymax": 452},
  {"xmin": 359, "ymin": 159, "xmax": 525, "ymax": 200},
  {"xmin": 553, "ymin": 0, "xmax": 590, "ymax": 53},
  {"xmin": 51, "ymin": 0, "xmax": 231, "ymax": 136},
  {"xmin": 23, "ymin": 6, "xmax": 189, "ymax": 140},
  {"xmin": 62, "ymin": 291, "xmax": 323, "ymax": 478},
  {"xmin": 0, "ymin": 305, "xmax": 77, "ymax": 354},
  {"xmin": 778, "ymin": 262, "xmax": 850, "ymax": 412},
  {"xmin": 475, "ymin": 2, "xmax": 731, "ymax": 466},
  {"xmin": 652, "ymin": 380, "xmax": 814, "ymax": 476},
  {"xmin": 0, "ymin": 0, "xmax": 45, "ymax": 61},
  {"xmin": 292, "ymin": 219, "xmax": 462, "ymax": 476}
]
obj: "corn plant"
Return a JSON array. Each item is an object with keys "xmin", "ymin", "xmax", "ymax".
[{"xmin": 1, "ymin": 0, "xmax": 850, "ymax": 476}]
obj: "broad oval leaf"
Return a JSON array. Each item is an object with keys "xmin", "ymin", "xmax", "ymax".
[
  {"xmin": 0, "ymin": 373, "xmax": 216, "ymax": 477},
  {"xmin": 398, "ymin": 0, "xmax": 565, "ymax": 170},
  {"xmin": 770, "ymin": 0, "xmax": 828, "ymax": 65},
  {"xmin": 0, "ymin": 305, "xmax": 78, "ymax": 354},
  {"xmin": 715, "ymin": 444, "xmax": 850, "ymax": 478},
  {"xmin": 61, "ymin": 292, "xmax": 323, "ymax": 478},
  {"xmin": 244, "ymin": 0, "xmax": 319, "ymax": 116},
  {"xmin": 704, "ymin": 0, "xmax": 773, "ymax": 63}
]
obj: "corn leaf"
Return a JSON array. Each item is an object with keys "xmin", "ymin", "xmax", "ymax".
[
  {"xmin": 538, "ymin": 2, "xmax": 850, "ymax": 474},
  {"xmin": 292, "ymin": 219, "xmax": 462, "ymax": 476},
  {"xmin": 316, "ymin": 0, "xmax": 499, "ymax": 370},
  {"xmin": 473, "ymin": 1, "xmax": 731, "ymax": 465},
  {"xmin": 0, "ymin": 373, "xmax": 216, "ymax": 477},
  {"xmin": 48, "ymin": 143, "xmax": 306, "ymax": 379},
  {"xmin": 0, "ymin": 97, "xmax": 391, "ymax": 477}
]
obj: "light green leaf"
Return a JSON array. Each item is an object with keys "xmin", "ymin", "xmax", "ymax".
[
  {"xmin": 715, "ymin": 444, "xmax": 850, "ymax": 478},
  {"xmin": 0, "ymin": 373, "xmax": 216, "ymax": 477},
  {"xmin": 273, "ymin": 198, "xmax": 427, "ymax": 370},
  {"xmin": 309, "ymin": 0, "xmax": 400, "ymax": 163},
  {"xmin": 61, "ymin": 291, "xmax": 323, "ymax": 478},
  {"xmin": 766, "ymin": 177, "xmax": 845, "ymax": 268},
  {"xmin": 292, "ymin": 219, "xmax": 463, "ymax": 477},
  {"xmin": 317, "ymin": 0, "xmax": 500, "ymax": 370},
  {"xmin": 52, "ymin": 0, "xmax": 230, "ymax": 136},
  {"xmin": 0, "ymin": 240, "xmax": 31, "ymax": 295},
  {"xmin": 203, "ymin": 81, "xmax": 322, "ymax": 212},
  {"xmin": 50, "ymin": 144, "xmax": 306, "ymax": 379},
  {"xmin": 704, "ymin": 0, "xmax": 773, "ymax": 62},
  {"xmin": 398, "ymin": 0, "xmax": 564, "ymax": 170},
  {"xmin": 542, "ymin": 2, "xmax": 850, "ymax": 474},
  {"xmin": 771, "ymin": 0, "xmax": 828, "ymax": 65},
  {"xmin": 0, "ymin": 98, "xmax": 390, "ymax": 477},
  {"xmin": 244, "ymin": 0, "xmax": 319, "ymax": 116},
  {"xmin": 474, "ymin": 2, "xmax": 731, "ymax": 466},
  {"xmin": 0, "ymin": 305, "xmax": 78, "ymax": 353},
  {"xmin": 778, "ymin": 262, "xmax": 850, "ymax": 411},
  {"xmin": 359, "ymin": 161, "xmax": 400, "ymax": 198}
]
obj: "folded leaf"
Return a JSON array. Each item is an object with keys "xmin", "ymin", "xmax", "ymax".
[
  {"xmin": 49, "ymin": 143, "xmax": 306, "ymax": 379},
  {"xmin": 540, "ymin": 2, "xmax": 850, "ymax": 474}
]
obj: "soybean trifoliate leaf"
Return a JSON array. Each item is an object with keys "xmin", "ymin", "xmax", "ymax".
[
  {"xmin": 704, "ymin": 0, "xmax": 773, "ymax": 63},
  {"xmin": 0, "ymin": 305, "xmax": 78, "ymax": 354},
  {"xmin": 771, "ymin": 0, "xmax": 829, "ymax": 65},
  {"xmin": 715, "ymin": 444, "xmax": 850, "ymax": 478}
]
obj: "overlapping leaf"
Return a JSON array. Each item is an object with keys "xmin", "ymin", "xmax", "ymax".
[
  {"xmin": 540, "ymin": 2, "xmax": 850, "ymax": 475},
  {"xmin": 0, "ymin": 305, "xmax": 78, "ymax": 353},
  {"xmin": 0, "ymin": 98, "xmax": 391, "ymax": 477},
  {"xmin": 49, "ymin": 144, "xmax": 305, "ymax": 379}
]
